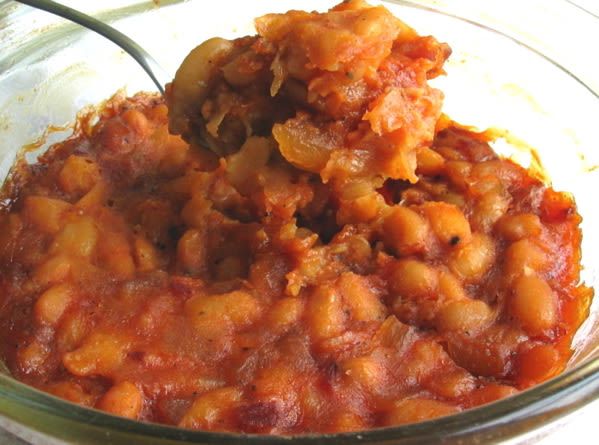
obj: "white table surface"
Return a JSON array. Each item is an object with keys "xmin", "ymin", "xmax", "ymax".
[{"xmin": 0, "ymin": 428, "xmax": 27, "ymax": 444}]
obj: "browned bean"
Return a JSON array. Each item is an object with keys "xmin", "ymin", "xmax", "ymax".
[
  {"xmin": 496, "ymin": 213, "xmax": 542, "ymax": 241},
  {"xmin": 96, "ymin": 381, "xmax": 143, "ymax": 419},
  {"xmin": 383, "ymin": 398, "xmax": 459, "ymax": 426},
  {"xmin": 436, "ymin": 299, "xmax": 493, "ymax": 334},
  {"xmin": 421, "ymin": 202, "xmax": 472, "ymax": 247},
  {"xmin": 382, "ymin": 206, "xmax": 430, "ymax": 256},
  {"xmin": 448, "ymin": 233, "xmax": 495, "ymax": 282},
  {"xmin": 389, "ymin": 259, "xmax": 438, "ymax": 299},
  {"xmin": 509, "ymin": 275, "xmax": 557, "ymax": 336}
]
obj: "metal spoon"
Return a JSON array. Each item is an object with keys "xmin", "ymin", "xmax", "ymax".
[{"xmin": 15, "ymin": 0, "xmax": 170, "ymax": 95}]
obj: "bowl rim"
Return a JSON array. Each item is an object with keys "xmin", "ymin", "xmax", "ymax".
[
  {"xmin": 1, "ymin": 353, "xmax": 599, "ymax": 444},
  {"xmin": 1, "ymin": 0, "xmax": 598, "ymax": 443}
]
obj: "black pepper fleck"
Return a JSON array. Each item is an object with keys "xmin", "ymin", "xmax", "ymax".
[{"xmin": 449, "ymin": 235, "xmax": 460, "ymax": 246}]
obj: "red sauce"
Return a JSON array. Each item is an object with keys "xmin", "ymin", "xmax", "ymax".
[{"xmin": 0, "ymin": 0, "xmax": 592, "ymax": 434}]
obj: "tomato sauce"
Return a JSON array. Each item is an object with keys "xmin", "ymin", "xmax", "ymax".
[{"xmin": 0, "ymin": 0, "xmax": 592, "ymax": 434}]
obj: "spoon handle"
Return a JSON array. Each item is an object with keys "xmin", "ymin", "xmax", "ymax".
[{"xmin": 15, "ymin": 0, "xmax": 169, "ymax": 95}]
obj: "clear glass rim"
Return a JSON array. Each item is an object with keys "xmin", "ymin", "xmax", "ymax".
[
  {"xmin": 564, "ymin": 0, "xmax": 599, "ymax": 21},
  {"xmin": 0, "ymin": 0, "xmax": 598, "ymax": 443},
  {"xmin": 1, "ymin": 356, "xmax": 599, "ymax": 443}
]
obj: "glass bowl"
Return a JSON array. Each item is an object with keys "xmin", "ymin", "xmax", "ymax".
[{"xmin": 0, "ymin": 0, "xmax": 598, "ymax": 443}]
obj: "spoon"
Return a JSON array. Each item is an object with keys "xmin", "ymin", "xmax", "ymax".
[{"xmin": 15, "ymin": 0, "xmax": 170, "ymax": 95}]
